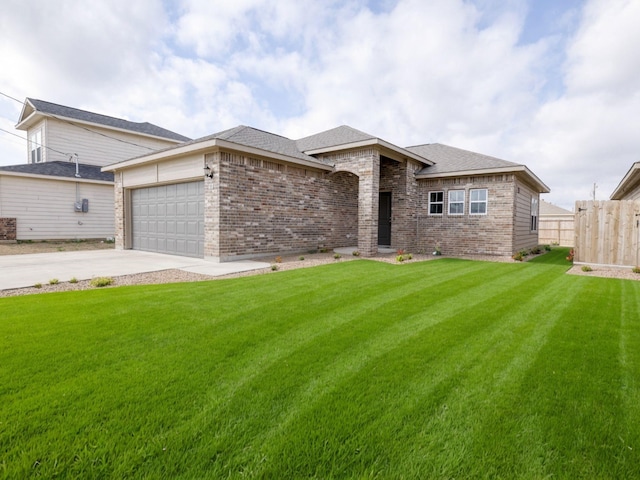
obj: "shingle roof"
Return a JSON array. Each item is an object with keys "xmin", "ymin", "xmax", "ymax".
[
  {"xmin": 195, "ymin": 125, "xmax": 331, "ymax": 165},
  {"xmin": 407, "ymin": 143, "xmax": 519, "ymax": 175},
  {"xmin": 0, "ymin": 161, "xmax": 114, "ymax": 182},
  {"xmin": 25, "ymin": 98, "xmax": 191, "ymax": 142},
  {"xmin": 540, "ymin": 200, "xmax": 573, "ymax": 215},
  {"xmin": 296, "ymin": 125, "xmax": 376, "ymax": 152}
]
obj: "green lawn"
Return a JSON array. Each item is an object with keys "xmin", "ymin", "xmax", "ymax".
[{"xmin": 1, "ymin": 248, "xmax": 639, "ymax": 479}]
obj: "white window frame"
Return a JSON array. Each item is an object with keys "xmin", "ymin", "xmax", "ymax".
[
  {"xmin": 29, "ymin": 129, "xmax": 42, "ymax": 163},
  {"xmin": 448, "ymin": 190, "xmax": 465, "ymax": 215},
  {"xmin": 531, "ymin": 197, "xmax": 539, "ymax": 232},
  {"xmin": 470, "ymin": 189, "xmax": 488, "ymax": 215},
  {"xmin": 428, "ymin": 191, "xmax": 444, "ymax": 215}
]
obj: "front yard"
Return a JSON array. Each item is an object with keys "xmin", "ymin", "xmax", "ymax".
[{"xmin": 1, "ymin": 249, "xmax": 639, "ymax": 478}]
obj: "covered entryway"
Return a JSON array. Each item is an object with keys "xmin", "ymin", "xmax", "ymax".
[{"xmin": 131, "ymin": 181, "xmax": 204, "ymax": 258}]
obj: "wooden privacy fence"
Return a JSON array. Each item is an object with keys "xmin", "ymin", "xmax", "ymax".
[
  {"xmin": 574, "ymin": 200, "xmax": 640, "ymax": 267},
  {"xmin": 539, "ymin": 216, "xmax": 574, "ymax": 246}
]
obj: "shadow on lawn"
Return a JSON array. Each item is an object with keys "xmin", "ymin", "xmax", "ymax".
[{"xmin": 528, "ymin": 247, "xmax": 572, "ymax": 267}]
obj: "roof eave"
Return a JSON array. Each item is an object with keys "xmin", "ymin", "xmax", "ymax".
[
  {"xmin": 303, "ymin": 138, "xmax": 434, "ymax": 166},
  {"xmin": 0, "ymin": 170, "xmax": 114, "ymax": 184},
  {"xmin": 610, "ymin": 162, "xmax": 640, "ymax": 200},
  {"xmin": 103, "ymin": 138, "xmax": 334, "ymax": 173},
  {"xmin": 416, "ymin": 165, "xmax": 550, "ymax": 193}
]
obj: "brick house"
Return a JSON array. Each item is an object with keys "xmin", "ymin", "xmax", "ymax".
[{"xmin": 103, "ymin": 125, "xmax": 549, "ymax": 260}]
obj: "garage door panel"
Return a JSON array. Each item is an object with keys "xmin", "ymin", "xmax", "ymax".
[{"xmin": 132, "ymin": 181, "xmax": 204, "ymax": 258}]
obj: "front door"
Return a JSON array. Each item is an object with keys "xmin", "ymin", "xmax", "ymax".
[{"xmin": 378, "ymin": 192, "xmax": 392, "ymax": 246}]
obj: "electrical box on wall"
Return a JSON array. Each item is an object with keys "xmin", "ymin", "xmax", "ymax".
[{"xmin": 74, "ymin": 199, "xmax": 89, "ymax": 212}]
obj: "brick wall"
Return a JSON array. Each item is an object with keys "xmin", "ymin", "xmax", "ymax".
[
  {"xmin": 214, "ymin": 151, "xmax": 358, "ymax": 260},
  {"xmin": 0, "ymin": 218, "xmax": 17, "ymax": 241},
  {"xmin": 417, "ymin": 175, "xmax": 517, "ymax": 256}
]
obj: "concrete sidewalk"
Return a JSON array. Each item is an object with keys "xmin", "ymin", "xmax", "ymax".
[{"xmin": 0, "ymin": 250, "xmax": 270, "ymax": 290}]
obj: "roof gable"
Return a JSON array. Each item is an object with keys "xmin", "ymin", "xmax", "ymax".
[
  {"xmin": 296, "ymin": 125, "xmax": 376, "ymax": 152},
  {"xmin": 16, "ymin": 98, "xmax": 190, "ymax": 142}
]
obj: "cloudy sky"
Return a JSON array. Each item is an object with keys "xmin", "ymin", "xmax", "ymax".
[{"xmin": 1, "ymin": 0, "xmax": 638, "ymax": 210}]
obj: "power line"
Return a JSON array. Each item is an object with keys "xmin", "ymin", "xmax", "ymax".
[
  {"xmin": 0, "ymin": 126, "xmax": 70, "ymax": 157},
  {"xmin": 0, "ymin": 91, "xmax": 23, "ymax": 104}
]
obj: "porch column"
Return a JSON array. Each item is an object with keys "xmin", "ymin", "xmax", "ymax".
[{"xmin": 357, "ymin": 153, "xmax": 380, "ymax": 256}]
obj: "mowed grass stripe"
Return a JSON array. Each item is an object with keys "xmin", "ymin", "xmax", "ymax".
[{"xmin": 1, "ymin": 249, "xmax": 640, "ymax": 478}]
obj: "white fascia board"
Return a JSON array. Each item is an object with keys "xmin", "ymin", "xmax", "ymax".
[
  {"xmin": 0, "ymin": 170, "xmax": 113, "ymax": 185},
  {"xmin": 103, "ymin": 138, "xmax": 334, "ymax": 173},
  {"xmin": 416, "ymin": 165, "xmax": 551, "ymax": 193},
  {"xmin": 304, "ymin": 138, "xmax": 434, "ymax": 166},
  {"xmin": 610, "ymin": 162, "xmax": 640, "ymax": 200}
]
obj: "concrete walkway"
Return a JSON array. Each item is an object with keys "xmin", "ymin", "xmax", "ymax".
[{"xmin": 0, "ymin": 250, "xmax": 270, "ymax": 290}]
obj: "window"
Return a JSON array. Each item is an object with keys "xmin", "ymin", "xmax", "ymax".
[
  {"xmin": 30, "ymin": 130, "xmax": 42, "ymax": 163},
  {"xmin": 470, "ymin": 189, "xmax": 488, "ymax": 215},
  {"xmin": 531, "ymin": 197, "xmax": 539, "ymax": 231},
  {"xmin": 428, "ymin": 191, "xmax": 444, "ymax": 215},
  {"xmin": 448, "ymin": 190, "xmax": 465, "ymax": 215}
]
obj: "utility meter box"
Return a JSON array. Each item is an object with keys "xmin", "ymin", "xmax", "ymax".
[{"xmin": 74, "ymin": 199, "xmax": 89, "ymax": 212}]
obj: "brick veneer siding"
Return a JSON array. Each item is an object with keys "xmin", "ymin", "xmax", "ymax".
[
  {"xmin": 417, "ymin": 174, "xmax": 518, "ymax": 256},
  {"xmin": 321, "ymin": 148, "xmax": 380, "ymax": 256},
  {"xmin": 211, "ymin": 151, "xmax": 358, "ymax": 260},
  {"xmin": 0, "ymin": 218, "xmax": 17, "ymax": 241},
  {"xmin": 379, "ymin": 157, "xmax": 423, "ymax": 252}
]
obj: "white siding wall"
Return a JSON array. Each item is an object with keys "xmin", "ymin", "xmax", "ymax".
[
  {"xmin": 42, "ymin": 118, "xmax": 180, "ymax": 167},
  {"xmin": 0, "ymin": 175, "xmax": 114, "ymax": 240}
]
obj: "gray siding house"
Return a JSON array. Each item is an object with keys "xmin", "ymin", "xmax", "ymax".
[
  {"xmin": 103, "ymin": 125, "xmax": 549, "ymax": 260},
  {"xmin": 0, "ymin": 98, "xmax": 189, "ymax": 240}
]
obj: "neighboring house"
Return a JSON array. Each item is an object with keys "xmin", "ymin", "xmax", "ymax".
[
  {"xmin": 103, "ymin": 125, "xmax": 549, "ymax": 260},
  {"xmin": 539, "ymin": 200, "xmax": 574, "ymax": 247},
  {"xmin": 0, "ymin": 98, "xmax": 189, "ymax": 240},
  {"xmin": 573, "ymin": 162, "xmax": 640, "ymax": 267},
  {"xmin": 610, "ymin": 162, "xmax": 640, "ymax": 200}
]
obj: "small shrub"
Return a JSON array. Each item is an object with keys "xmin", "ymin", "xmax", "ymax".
[
  {"xmin": 34, "ymin": 282, "xmax": 42, "ymax": 289},
  {"xmin": 544, "ymin": 244, "xmax": 552, "ymax": 251},
  {"xmin": 49, "ymin": 278, "xmax": 59, "ymax": 285},
  {"xmin": 352, "ymin": 251, "xmax": 360, "ymax": 257},
  {"xmin": 530, "ymin": 246, "xmax": 542, "ymax": 255},
  {"xmin": 299, "ymin": 256, "xmax": 305, "ymax": 261},
  {"xmin": 333, "ymin": 253, "xmax": 342, "ymax": 260},
  {"xmin": 397, "ymin": 249, "xmax": 405, "ymax": 256},
  {"xmin": 275, "ymin": 256, "xmax": 282, "ymax": 263},
  {"xmin": 396, "ymin": 255, "xmax": 405, "ymax": 262},
  {"xmin": 271, "ymin": 264, "xmax": 279, "ymax": 271},
  {"xmin": 581, "ymin": 265, "xmax": 593, "ymax": 272},
  {"xmin": 69, "ymin": 277, "xmax": 78, "ymax": 284},
  {"xmin": 512, "ymin": 252, "xmax": 524, "ymax": 262},
  {"xmin": 407, "ymin": 253, "xmax": 413, "ymax": 260},
  {"xmin": 105, "ymin": 237, "xmax": 115, "ymax": 244},
  {"xmin": 319, "ymin": 248, "xmax": 328, "ymax": 253},
  {"xmin": 519, "ymin": 249, "xmax": 530, "ymax": 257},
  {"xmin": 632, "ymin": 266, "xmax": 640, "ymax": 274},
  {"xmin": 90, "ymin": 277, "xmax": 113, "ymax": 288},
  {"xmin": 433, "ymin": 246, "xmax": 442, "ymax": 256}
]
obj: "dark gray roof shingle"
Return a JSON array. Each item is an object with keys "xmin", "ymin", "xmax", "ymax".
[
  {"xmin": 407, "ymin": 143, "xmax": 520, "ymax": 175},
  {"xmin": 27, "ymin": 98, "xmax": 191, "ymax": 142},
  {"xmin": 296, "ymin": 125, "xmax": 376, "ymax": 152},
  {"xmin": 195, "ymin": 125, "xmax": 331, "ymax": 165},
  {"xmin": 0, "ymin": 161, "xmax": 114, "ymax": 182}
]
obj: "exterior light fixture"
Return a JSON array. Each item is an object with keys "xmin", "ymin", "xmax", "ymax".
[{"xmin": 204, "ymin": 165, "xmax": 213, "ymax": 178}]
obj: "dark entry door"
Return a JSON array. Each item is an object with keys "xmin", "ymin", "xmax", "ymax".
[{"xmin": 378, "ymin": 192, "xmax": 392, "ymax": 246}]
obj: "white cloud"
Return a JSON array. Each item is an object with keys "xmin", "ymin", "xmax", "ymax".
[{"xmin": 1, "ymin": 0, "xmax": 639, "ymax": 212}]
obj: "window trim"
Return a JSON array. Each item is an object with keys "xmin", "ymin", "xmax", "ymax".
[
  {"xmin": 428, "ymin": 191, "xmax": 444, "ymax": 215},
  {"xmin": 448, "ymin": 189, "xmax": 465, "ymax": 216},
  {"xmin": 29, "ymin": 129, "xmax": 43, "ymax": 163},
  {"xmin": 530, "ymin": 196, "xmax": 539, "ymax": 232},
  {"xmin": 469, "ymin": 188, "xmax": 488, "ymax": 215}
]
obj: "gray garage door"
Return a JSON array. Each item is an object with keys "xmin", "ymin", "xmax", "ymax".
[{"xmin": 131, "ymin": 181, "xmax": 204, "ymax": 258}]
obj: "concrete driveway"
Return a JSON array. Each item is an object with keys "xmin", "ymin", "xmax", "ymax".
[{"xmin": 0, "ymin": 250, "xmax": 270, "ymax": 290}]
